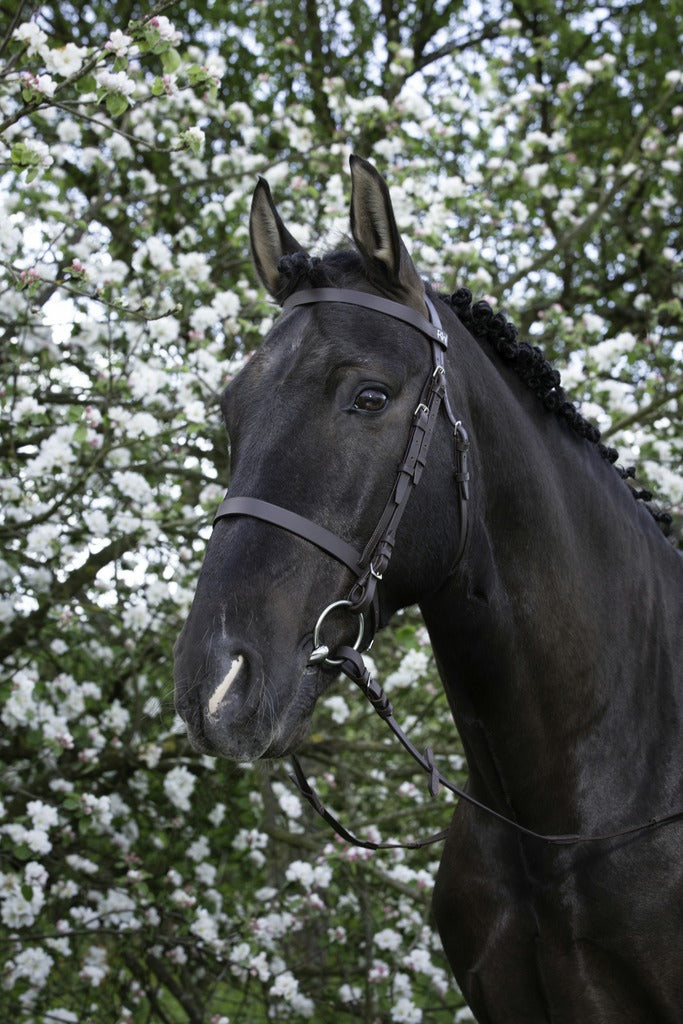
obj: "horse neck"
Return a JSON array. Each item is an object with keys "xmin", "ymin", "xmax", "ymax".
[{"xmin": 419, "ymin": 319, "xmax": 683, "ymax": 833}]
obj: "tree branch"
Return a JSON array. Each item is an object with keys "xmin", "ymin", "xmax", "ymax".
[
  {"xmin": 601, "ymin": 383, "xmax": 683, "ymax": 441},
  {"xmin": 0, "ymin": 531, "xmax": 141, "ymax": 662},
  {"xmin": 500, "ymin": 80, "xmax": 681, "ymax": 293}
]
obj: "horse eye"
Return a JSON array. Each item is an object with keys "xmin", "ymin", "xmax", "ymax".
[{"xmin": 353, "ymin": 387, "xmax": 389, "ymax": 413}]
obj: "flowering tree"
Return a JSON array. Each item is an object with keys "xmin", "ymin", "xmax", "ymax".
[{"xmin": 1, "ymin": 2, "xmax": 680, "ymax": 1022}]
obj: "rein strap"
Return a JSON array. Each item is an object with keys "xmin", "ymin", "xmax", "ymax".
[{"xmin": 291, "ymin": 646, "xmax": 683, "ymax": 849}]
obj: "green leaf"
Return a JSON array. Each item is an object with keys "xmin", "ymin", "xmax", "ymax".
[
  {"xmin": 76, "ymin": 73, "xmax": 97, "ymax": 93},
  {"xmin": 161, "ymin": 47, "xmax": 182, "ymax": 74},
  {"xmin": 394, "ymin": 623, "xmax": 418, "ymax": 646},
  {"xmin": 10, "ymin": 142, "xmax": 33, "ymax": 167},
  {"xmin": 106, "ymin": 93, "xmax": 129, "ymax": 117},
  {"xmin": 186, "ymin": 63, "xmax": 206, "ymax": 86}
]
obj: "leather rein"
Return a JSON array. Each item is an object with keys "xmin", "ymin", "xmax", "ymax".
[{"xmin": 213, "ymin": 287, "xmax": 683, "ymax": 851}]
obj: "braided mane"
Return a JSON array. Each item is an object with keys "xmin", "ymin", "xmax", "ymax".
[
  {"xmin": 447, "ymin": 287, "xmax": 672, "ymax": 534},
  {"xmin": 276, "ymin": 252, "xmax": 672, "ymax": 534},
  {"xmin": 447, "ymin": 288, "xmax": 616, "ymax": 461}
]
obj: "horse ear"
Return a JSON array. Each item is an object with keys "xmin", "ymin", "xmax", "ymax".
[
  {"xmin": 250, "ymin": 177, "xmax": 307, "ymax": 301},
  {"xmin": 349, "ymin": 154, "xmax": 426, "ymax": 313}
]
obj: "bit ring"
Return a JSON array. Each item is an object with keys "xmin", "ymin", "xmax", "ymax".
[{"xmin": 308, "ymin": 600, "xmax": 365, "ymax": 667}]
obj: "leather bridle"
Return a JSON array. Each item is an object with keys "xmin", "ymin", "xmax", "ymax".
[
  {"xmin": 212, "ymin": 287, "xmax": 683, "ymax": 850},
  {"xmin": 214, "ymin": 287, "xmax": 471, "ymax": 658}
]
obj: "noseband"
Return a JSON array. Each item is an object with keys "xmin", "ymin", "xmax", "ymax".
[{"xmin": 213, "ymin": 287, "xmax": 471, "ymax": 660}]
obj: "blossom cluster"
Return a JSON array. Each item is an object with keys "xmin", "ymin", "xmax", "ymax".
[{"xmin": 1, "ymin": 3, "xmax": 681, "ymax": 1022}]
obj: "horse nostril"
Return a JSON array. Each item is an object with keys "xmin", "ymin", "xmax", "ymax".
[{"xmin": 207, "ymin": 653, "xmax": 246, "ymax": 718}]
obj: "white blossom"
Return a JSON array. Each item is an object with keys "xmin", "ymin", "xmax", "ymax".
[
  {"xmin": 233, "ymin": 828, "xmax": 268, "ymax": 851},
  {"xmin": 112, "ymin": 469, "xmax": 154, "ymax": 505},
  {"xmin": 122, "ymin": 601, "xmax": 152, "ymax": 634},
  {"xmin": 190, "ymin": 907, "xmax": 221, "ymax": 945},
  {"xmin": 26, "ymin": 800, "xmax": 59, "ymax": 831},
  {"xmin": 43, "ymin": 43, "xmax": 88, "ymax": 77},
  {"xmin": 101, "ymin": 699, "xmax": 130, "ymax": 734},
  {"xmin": 25, "ymin": 425, "xmax": 76, "ymax": 477},
  {"xmin": 75, "ymin": 795, "xmax": 107, "ymax": 828},
  {"xmin": 182, "ymin": 126, "xmax": 206, "ymax": 154},
  {"xmin": 1, "ymin": 671, "xmax": 38, "ymax": 726},
  {"xmin": 106, "ymin": 30, "xmax": 134, "ymax": 56},
  {"xmin": 177, "ymin": 251, "xmax": 211, "ymax": 284},
  {"xmin": 277, "ymin": 789, "xmax": 302, "ymax": 820},
  {"xmin": 164, "ymin": 765, "xmax": 197, "ymax": 812},
  {"xmin": 339, "ymin": 983, "xmax": 362, "ymax": 1003},
  {"xmin": 323, "ymin": 694, "xmax": 350, "ymax": 723},
  {"xmin": 97, "ymin": 888, "xmax": 139, "ymax": 930},
  {"xmin": 212, "ymin": 289, "xmax": 241, "ymax": 318},
  {"xmin": 7, "ymin": 945, "xmax": 54, "ymax": 989},
  {"xmin": 96, "ymin": 69, "xmax": 136, "ymax": 97},
  {"xmin": 385, "ymin": 648, "xmax": 429, "ymax": 689},
  {"xmin": 66, "ymin": 854, "xmax": 99, "ymax": 875},
  {"xmin": 374, "ymin": 927, "xmax": 403, "ymax": 951},
  {"xmin": 148, "ymin": 15, "xmax": 182, "ymax": 43},
  {"xmin": 392, "ymin": 996, "xmax": 423, "ymax": 1023},
  {"xmin": 522, "ymin": 163, "xmax": 548, "ymax": 187},
  {"xmin": 187, "ymin": 836, "xmax": 211, "ymax": 862},
  {"xmin": 80, "ymin": 945, "xmax": 108, "ymax": 986},
  {"xmin": 195, "ymin": 861, "xmax": 217, "ymax": 886},
  {"xmin": 123, "ymin": 411, "xmax": 162, "ymax": 438},
  {"xmin": 203, "ymin": 803, "xmax": 226, "ymax": 830},
  {"xmin": 13, "ymin": 21, "xmax": 48, "ymax": 54}
]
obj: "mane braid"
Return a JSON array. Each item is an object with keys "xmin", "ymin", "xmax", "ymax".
[
  {"xmin": 448, "ymin": 287, "xmax": 673, "ymax": 535},
  {"xmin": 276, "ymin": 252, "xmax": 338, "ymax": 302}
]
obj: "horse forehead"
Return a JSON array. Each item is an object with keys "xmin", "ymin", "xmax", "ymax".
[
  {"xmin": 228, "ymin": 301, "xmax": 426, "ymax": 423},
  {"xmin": 258, "ymin": 300, "xmax": 422, "ymax": 376},
  {"xmin": 238, "ymin": 308, "xmax": 353, "ymax": 390}
]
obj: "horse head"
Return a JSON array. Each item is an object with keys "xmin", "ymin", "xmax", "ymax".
[{"xmin": 173, "ymin": 157, "xmax": 465, "ymax": 760}]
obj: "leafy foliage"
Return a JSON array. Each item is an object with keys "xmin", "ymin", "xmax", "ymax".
[{"xmin": 0, "ymin": 2, "xmax": 681, "ymax": 1022}]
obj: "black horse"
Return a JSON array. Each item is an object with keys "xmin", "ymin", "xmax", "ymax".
[{"xmin": 174, "ymin": 156, "xmax": 683, "ymax": 1022}]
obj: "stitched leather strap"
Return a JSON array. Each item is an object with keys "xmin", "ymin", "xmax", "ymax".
[
  {"xmin": 284, "ymin": 288, "xmax": 449, "ymax": 348},
  {"xmin": 291, "ymin": 646, "xmax": 683, "ymax": 849},
  {"xmin": 214, "ymin": 497, "xmax": 364, "ymax": 576}
]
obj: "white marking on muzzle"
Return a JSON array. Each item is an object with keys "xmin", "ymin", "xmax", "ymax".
[{"xmin": 207, "ymin": 655, "xmax": 244, "ymax": 718}]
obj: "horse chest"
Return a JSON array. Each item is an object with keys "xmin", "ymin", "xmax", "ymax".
[{"xmin": 433, "ymin": 813, "xmax": 683, "ymax": 1023}]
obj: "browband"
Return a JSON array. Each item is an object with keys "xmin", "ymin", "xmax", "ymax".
[{"xmin": 283, "ymin": 288, "xmax": 449, "ymax": 349}]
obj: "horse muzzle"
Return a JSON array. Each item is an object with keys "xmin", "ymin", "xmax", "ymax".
[{"xmin": 173, "ymin": 634, "xmax": 319, "ymax": 761}]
